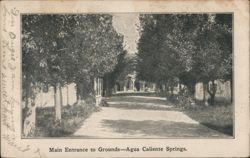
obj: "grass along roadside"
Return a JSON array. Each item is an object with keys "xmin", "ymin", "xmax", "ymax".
[
  {"xmin": 182, "ymin": 104, "xmax": 233, "ymax": 136},
  {"xmin": 165, "ymin": 93, "xmax": 233, "ymax": 136},
  {"xmin": 34, "ymin": 102, "xmax": 100, "ymax": 137}
]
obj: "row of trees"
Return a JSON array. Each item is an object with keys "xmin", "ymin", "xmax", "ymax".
[
  {"xmin": 137, "ymin": 14, "xmax": 232, "ymax": 105},
  {"xmin": 22, "ymin": 14, "xmax": 124, "ymax": 136}
]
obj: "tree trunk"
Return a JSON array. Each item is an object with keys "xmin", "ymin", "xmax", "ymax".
[
  {"xmin": 178, "ymin": 83, "xmax": 182, "ymax": 94},
  {"xmin": 106, "ymin": 79, "xmax": 109, "ymax": 96},
  {"xmin": 209, "ymin": 81, "xmax": 217, "ymax": 105},
  {"xmin": 203, "ymin": 82, "xmax": 209, "ymax": 106},
  {"xmin": 156, "ymin": 83, "xmax": 162, "ymax": 94},
  {"xmin": 170, "ymin": 85, "xmax": 174, "ymax": 95},
  {"xmin": 66, "ymin": 85, "xmax": 69, "ymax": 105},
  {"xmin": 24, "ymin": 88, "xmax": 29, "ymax": 108},
  {"xmin": 101, "ymin": 78, "xmax": 103, "ymax": 95},
  {"xmin": 94, "ymin": 77, "xmax": 97, "ymax": 96},
  {"xmin": 210, "ymin": 93, "xmax": 215, "ymax": 105},
  {"xmin": 142, "ymin": 81, "xmax": 145, "ymax": 91},
  {"xmin": 207, "ymin": 81, "xmax": 216, "ymax": 106},
  {"xmin": 94, "ymin": 77, "xmax": 103, "ymax": 106},
  {"xmin": 23, "ymin": 83, "xmax": 37, "ymax": 137},
  {"xmin": 230, "ymin": 79, "xmax": 233, "ymax": 103},
  {"xmin": 76, "ymin": 83, "xmax": 80, "ymax": 104},
  {"xmin": 163, "ymin": 83, "xmax": 167, "ymax": 93},
  {"xmin": 76, "ymin": 83, "xmax": 85, "ymax": 105},
  {"xmin": 94, "ymin": 77, "xmax": 99, "ymax": 106},
  {"xmin": 54, "ymin": 83, "xmax": 61, "ymax": 123},
  {"xmin": 59, "ymin": 85, "xmax": 63, "ymax": 106},
  {"xmin": 104, "ymin": 77, "xmax": 110, "ymax": 97}
]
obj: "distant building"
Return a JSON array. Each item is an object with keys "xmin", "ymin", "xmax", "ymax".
[
  {"xmin": 114, "ymin": 71, "xmax": 156, "ymax": 93},
  {"xmin": 195, "ymin": 80, "xmax": 231, "ymax": 101}
]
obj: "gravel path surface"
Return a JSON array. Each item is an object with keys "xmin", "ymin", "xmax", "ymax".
[{"xmin": 73, "ymin": 96, "xmax": 229, "ymax": 138}]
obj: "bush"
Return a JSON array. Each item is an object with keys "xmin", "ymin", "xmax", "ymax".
[
  {"xmin": 183, "ymin": 105, "xmax": 233, "ymax": 136},
  {"xmin": 167, "ymin": 90, "xmax": 195, "ymax": 108},
  {"xmin": 84, "ymin": 95, "xmax": 96, "ymax": 104},
  {"xmin": 177, "ymin": 93, "xmax": 195, "ymax": 108},
  {"xmin": 35, "ymin": 98, "xmax": 99, "ymax": 137}
]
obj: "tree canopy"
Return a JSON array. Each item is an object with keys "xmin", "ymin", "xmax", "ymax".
[
  {"xmin": 137, "ymin": 14, "xmax": 232, "ymax": 103},
  {"xmin": 22, "ymin": 14, "xmax": 125, "ymax": 135}
]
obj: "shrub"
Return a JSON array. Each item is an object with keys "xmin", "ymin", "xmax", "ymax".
[
  {"xmin": 183, "ymin": 105, "xmax": 233, "ymax": 136},
  {"xmin": 35, "ymin": 97, "xmax": 99, "ymax": 137},
  {"xmin": 167, "ymin": 90, "xmax": 195, "ymax": 108}
]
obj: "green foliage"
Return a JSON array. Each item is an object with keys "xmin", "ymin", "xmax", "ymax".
[
  {"xmin": 103, "ymin": 50, "xmax": 128, "ymax": 96},
  {"xmin": 22, "ymin": 14, "xmax": 125, "ymax": 135},
  {"xmin": 137, "ymin": 14, "xmax": 232, "ymax": 103},
  {"xmin": 71, "ymin": 14, "xmax": 124, "ymax": 78},
  {"xmin": 22, "ymin": 15, "xmax": 76, "ymax": 90},
  {"xmin": 22, "ymin": 14, "xmax": 125, "ymax": 97},
  {"xmin": 35, "ymin": 101, "xmax": 99, "ymax": 137},
  {"xmin": 137, "ymin": 14, "xmax": 193, "ymax": 85},
  {"xmin": 191, "ymin": 14, "xmax": 232, "ymax": 83},
  {"xmin": 184, "ymin": 104, "xmax": 233, "ymax": 135}
]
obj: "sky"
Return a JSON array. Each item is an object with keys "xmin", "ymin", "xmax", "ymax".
[{"xmin": 112, "ymin": 14, "xmax": 140, "ymax": 54}]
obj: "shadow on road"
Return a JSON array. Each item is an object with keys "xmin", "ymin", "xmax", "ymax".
[
  {"xmin": 101, "ymin": 119, "xmax": 230, "ymax": 138},
  {"xmin": 107, "ymin": 103, "xmax": 178, "ymax": 111},
  {"xmin": 200, "ymin": 123, "xmax": 233, "ymax": 136},
  {"xmin": 105, "ymin": 96, "xmax": 179, "ymax": 111}
]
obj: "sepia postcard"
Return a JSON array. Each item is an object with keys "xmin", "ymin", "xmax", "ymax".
[{"xmin": 0, "ymin": 0, "xmax": 249, "ymax": 157}]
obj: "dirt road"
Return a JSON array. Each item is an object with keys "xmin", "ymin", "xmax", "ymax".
[{"xmin": 73, "ymin": 96, "xmax": 229, "ymax": 138}]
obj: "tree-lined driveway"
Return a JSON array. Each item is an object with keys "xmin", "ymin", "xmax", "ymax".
[{"xmin": 73, "ymin": 96, "xmax": 230, "ymax": 138}]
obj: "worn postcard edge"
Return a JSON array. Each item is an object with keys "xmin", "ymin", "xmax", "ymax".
[{"xmin": 0, "ymin": 0, "xmax": 249, "ymax": 157}]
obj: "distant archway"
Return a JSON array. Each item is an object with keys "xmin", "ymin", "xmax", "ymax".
[
  {"xmin": 115, "ymin": 82, "xmax": 121, "ymax": 91},
  {"xmin": 135, "ymin": 80, "xmax": 140, "ymax": 91}
]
